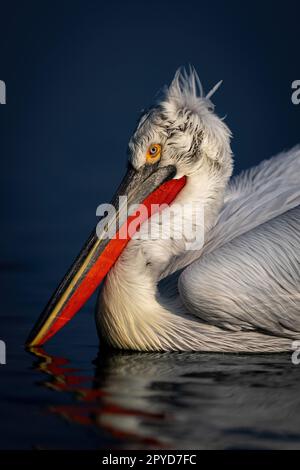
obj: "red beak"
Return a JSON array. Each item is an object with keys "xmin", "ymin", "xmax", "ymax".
[{"xmin": 26, "ymin": 163, "xmax": 186, "ymax": 347}]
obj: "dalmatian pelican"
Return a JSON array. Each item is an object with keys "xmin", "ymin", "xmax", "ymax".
[{"xmin": 27, "ymin": 68, "xmax": 300, "ymax": 352}]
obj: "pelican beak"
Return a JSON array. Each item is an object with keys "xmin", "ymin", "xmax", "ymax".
[{"xmin": 26, "ymin": 163, "xmax": 186, "ymax": 347}]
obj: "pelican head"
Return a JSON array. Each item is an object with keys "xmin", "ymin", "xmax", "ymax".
[
  {"xmin": 129, "ymin": 68, "xmax": 232, "ymax": 181},
  {"xmin": 27, "ymin": 67, "xmax": 233, "ymax": 348}
]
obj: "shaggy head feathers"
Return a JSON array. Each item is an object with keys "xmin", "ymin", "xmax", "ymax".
[{"xmin": 128, "ymin": 67, "xmax": 233, "ymax": 179}]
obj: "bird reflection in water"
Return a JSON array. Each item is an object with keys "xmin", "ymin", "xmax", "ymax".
[
  {"xmin": 28, "ymin": 348, "xmax": 300, "ymax": 449},
  {"xmin": 29, "ymin": 347, "xmax": 167, "ymax": 448}
]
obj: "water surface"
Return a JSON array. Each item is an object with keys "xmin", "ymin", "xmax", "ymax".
[{"xmin": 1, "ymin": 291, "xmax": 300, "ymax": 449}]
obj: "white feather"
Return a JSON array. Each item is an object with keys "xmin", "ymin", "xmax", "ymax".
[{"xmin": 97, "ymin": 68, "xmax": 300, "ymax": 353}]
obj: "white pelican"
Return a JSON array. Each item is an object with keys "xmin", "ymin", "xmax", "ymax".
[{"xmin": 27, "ymin": 68, "xmax": 300, "ymax": 353}]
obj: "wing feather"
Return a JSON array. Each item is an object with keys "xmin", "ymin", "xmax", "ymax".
[
  {"xmin": 178, "ymin": 205, "xmax": 300, "ymax": 337},
  {"xmin": 160, "ymin": 146, "xmax": 300, "ymax": 280}
]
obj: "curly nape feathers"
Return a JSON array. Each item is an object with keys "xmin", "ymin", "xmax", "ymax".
[{"xmin": 165, "ymin": 66, "xmax": 223, "ymax": 113}]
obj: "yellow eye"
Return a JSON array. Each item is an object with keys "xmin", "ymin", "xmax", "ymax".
[{"xmin": 146, "ymin": 144, "xmax": 161, "ymax": 163}]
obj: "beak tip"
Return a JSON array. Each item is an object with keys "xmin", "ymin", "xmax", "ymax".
[{"xmin": 25, "ymin": 328, "xmax": 42, "ymax": 348}]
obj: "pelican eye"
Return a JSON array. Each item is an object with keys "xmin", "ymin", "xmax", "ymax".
[
  {"xmin": 146, "ymin": 144, "xmax": 161, "ymax": 163},
  {"xmin": 149, "ymin": 146, "xmax": 158, "ymax": 155}
]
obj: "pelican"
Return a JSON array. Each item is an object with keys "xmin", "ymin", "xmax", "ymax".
[{"xmin": 27, "ymin": 68, "xmax": 300, "ymax": 353}]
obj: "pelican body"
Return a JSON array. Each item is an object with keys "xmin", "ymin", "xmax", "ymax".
[{"xmin": 27, "ymin": 68, "xmax": 300, "ymax": 352}]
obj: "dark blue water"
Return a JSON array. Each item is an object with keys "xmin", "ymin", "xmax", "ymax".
[
  {"xmin": 2, "ymin": 316, "xmax": 300, "ymax": 449},
  {"xmin": 1, "ymin": 0, "xmax": 300, "ymax": 450}
]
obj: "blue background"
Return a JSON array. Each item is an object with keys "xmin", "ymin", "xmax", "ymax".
[
  {"xmin": 0, "ymin": 0, "xmax": 299, "ymax": 450},
  {"xmin": 1, "ymin": 0, "xmax": 299, "ymax": 279}
]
